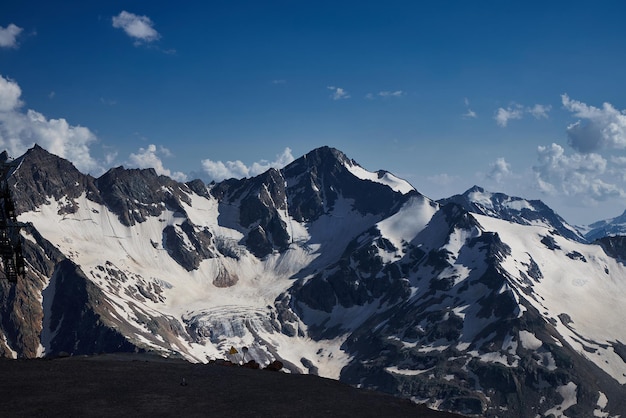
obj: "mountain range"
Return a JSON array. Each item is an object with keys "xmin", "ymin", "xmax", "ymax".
[{"xmin": 0, "ymin": 144, "xmax": 625, "ymax": 417}]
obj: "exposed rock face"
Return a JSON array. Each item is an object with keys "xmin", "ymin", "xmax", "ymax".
[
  {"xmin": 45, "ymin": 259, "xmax": 138, "ymax": 355},
  {"xmin": 10, "ymin": 144, "xmax": 101, "ymax": 214},
  {"xmin": 595, "ymin": 235, "xmax": 626, "ymax": 261},
  {"xmin": 97, "ymin": 166, "xmax": 189, "ymax": 227},
  {"xmin": 283, "ymin": 146, "xmax": 410, "ymax": 222},
  {"xmin": 163, "ymin": 220, "xmax": 215, "ymax": 271},
  {"xmin": 0, "ymin": 145, "xmax": 625, "ymax": 417},
  {"xmin": 211, "ymin": 168, "xmax": 290, "ymax": 258}
]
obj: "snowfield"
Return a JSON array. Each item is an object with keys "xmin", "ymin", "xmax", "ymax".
[
  {"xmin": 476, "ymin": 214, "xmax": 626, "ymax": 384},
  {"xmin": 19, "ymin": 191, "xmax": 364, "ymax": 376}
]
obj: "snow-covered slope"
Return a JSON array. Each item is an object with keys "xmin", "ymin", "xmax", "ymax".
[
  {"xmin": 439, "ymin": 185, "xmax": 586, "ymax": 242},
  {"xmin": 0, "ymin": 145, "xmax": 625, "ymax": 417}
]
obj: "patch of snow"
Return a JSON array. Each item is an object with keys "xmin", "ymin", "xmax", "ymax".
[
  {"xmin": 377, "ymin": 195, "xmax": 438, "ymax": 255},
  {"xmin": 468, "ymin": 190, "xmax": 494, "ymax": 209},
  {"xmin": 519, "ymin": 330, "xmax": 543, "ymax": 350},
  {"xmin": 385, "ymin": 366, "xmax": 434, "ymax": 376},
  {"xmin": 471, "ymin": 350, "xmax": 518, "ymax": 367},
  {"xmin": 1, "ymin": 332, "xmax": 17, "ymax": 359},
  {"xmin": 504, "ymin": 199, "xmax": 533, "ymax": 211},
  {"xmin": 593, "ymin": 391, "xmax": 609, "ymax": 417},
  {"xmin": 344, "ymin": 162, "xmax": 414, "ymax": 194},
  {"xmin": 544, "ymin": 382, "xmax": 577, "ymax": 418}
]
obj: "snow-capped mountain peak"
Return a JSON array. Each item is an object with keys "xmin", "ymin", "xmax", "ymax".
[
  {"xmin": 0, "ymin": 145, "xmax": 625, "ymax": 417},
  {"xmin": 438, "ymin": 185, "xmax": 586, "ymax": 243}
]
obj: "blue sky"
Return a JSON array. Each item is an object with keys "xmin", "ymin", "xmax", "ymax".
[{"xmin": 2, "ymin": 1, "xmax": 626, "ymax": 225}]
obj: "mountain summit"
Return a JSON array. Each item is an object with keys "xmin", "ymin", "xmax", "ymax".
[
  {"xmin": 439, "ymin": 185, "xmax": 586, "ymax": 242},
  {"xmin": 0, "ymin": 145, "xmax": 624, "ymax": 417}
]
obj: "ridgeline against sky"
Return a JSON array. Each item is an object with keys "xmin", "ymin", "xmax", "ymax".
[{"xmin": 1, "ymin": 1, "xmax": 626, "ymax": 225}]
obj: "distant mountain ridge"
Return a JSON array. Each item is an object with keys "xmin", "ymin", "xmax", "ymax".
[
  {"xmin": 0, "ymin": 145, "xmax": 624, "ymax": 417},
  {"xmin": 438, "ymin": 185, "xmax": 587, "ymax": 242},
  {"xmin": 585, "ymin": 210, "xmax": 626, "ymax": 242}
]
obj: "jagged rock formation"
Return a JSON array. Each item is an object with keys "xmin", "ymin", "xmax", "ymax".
[{"xmin": 0, "ymin": 145, "xmax": 624, "ymax": 417}]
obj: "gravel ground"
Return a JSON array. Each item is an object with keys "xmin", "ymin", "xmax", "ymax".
[{"xmin": 0, "ymin": 354, "xmax": 463, "ymax": 417}]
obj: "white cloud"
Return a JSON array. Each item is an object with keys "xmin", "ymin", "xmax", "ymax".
[
  {"xmin": 562, "ymin": 94, "xmax": 626, "ymax": 153},
  {"xmin": 494, "ymin": 102, "xmax": 551, "ymax": 127},
  {"xmin": 378, "ymin": 90, "xmax": 404, "ymax": 98},
  {"xmin": 201, "ymin": 147, "xmax": 295, "ymax": 182},
  {"xmin": 463, "ymin": 109, "xmax": 477, "ymax": 119},
  {"xmin": 327, "ymin": 86, "xmax": 350, "ymax": 100},
  {"xmin": 127, "ymin": 144, "xmax": 187, "ymax": 181},
  {"xmin": 528, "ymin": 104, "xmax": 551, "ymax": 119},
  {"xmin": 104, "ymin": 151, "xmax": 118, "ymax": 166},
  {"xmin": 426, "ymin": 173, "xmax": 459, "ymax": 186},
  {"xmin": 487, "ymin": 157, "xmax": 512, "ymax": 183},
  {"xmin": 0, "ymin": 74, "xmax": 102, "ymax": 174},
  {"xmin": 533, "ymin": 143, "xmax": 623, "ymax": 201},
  {"xmin": 112, "ymin": 11, "xmax": 160, "ymax": 45},
  {"xmin": 610, "ymin": 156, "xmax": 626, "ymax": 166},
  {"xmin": 0, "ymin": 24, "xmax": 23, "ymax": 49},
  {"xmin": 462, "ymin": 98, "xmax": 477, "ymax": 119},
  {"xmin": 365, "ymin": 91, "xmax": 405, "ymax": 100},
  {"xmin": 0, "ymin": 76, "xmax": 23, "ymax": 111},
  {"xmin": 494, "ymin": 105, "xmax": 524, "ymax": 127},
  {"xmin": 100, "ymin": 97, "xmax": 117, "ymax": 106}
]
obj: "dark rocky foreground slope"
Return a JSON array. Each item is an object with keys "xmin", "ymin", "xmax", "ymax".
[{"xmin": 0, "ymin": 354, "xmax": 462, "ymax": 418}]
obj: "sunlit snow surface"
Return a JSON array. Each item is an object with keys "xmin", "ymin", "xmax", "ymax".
[
  {"xmin": 344, "ymin": 162, "xmax": 414, "ymax": 194},
  {"xmin": 19, "ymin": 191, "xmax": 376, "ymax": 378},
  {"xmin": 475, "ymin": 214, "xmax": 626, "ymax": 384}
]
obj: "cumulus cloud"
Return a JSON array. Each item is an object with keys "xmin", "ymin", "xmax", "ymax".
[
  {"xmin": 327, "ymin": 86, "xmax": 350, "ymax": 100},
  {"xmin": 0, "ymin": 24, "xmax": 23, "ymax": 49},
  {"xmin": 494, "ymin": 105, "xmax": 524, "ymax": 127},
  {"xmin": 533, "ymin": 143, "xmax": 623, "ymax": 201},
  {"xmin": 528, "ymin": 104, "xmax": 551, "ymax": 119},
  {"xmin": 495, "ymin": 102, "xmax": 551, "ymax": 127},
  {"xmin": 112, "ymin": 11, "xmax": 160, "ymax": 45},
  {"xmin": 610, "ymin": 156, "xmax": 626, "ymax": 166},
  {"xmin": 562, "ymin": 94, "xmax": 626, "ymax": 153},
  {"xmin": 0, "ymin": 76, "xmax": 23, "ymax": 111},
  {"xmin": 0, "ymin": 74, "xmax": 102, "ymax": 174},
  {"xmin": 487, "ymin": 157, "xmax": 512, "ymax": 183},
  {"xmin": 127, "ymin": 144, "xmax": 187, "ymax": 181},
  {"xmin": 201, "ymin": 147, "xmax": 295, "ymax": 182}
]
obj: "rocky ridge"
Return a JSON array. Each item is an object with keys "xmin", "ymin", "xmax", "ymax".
[{"xmin": 0, "ymin": 145, "xmax": 624, "ymax": 417}]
